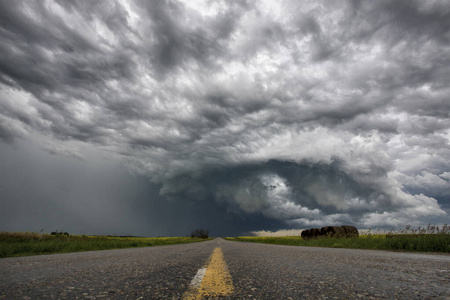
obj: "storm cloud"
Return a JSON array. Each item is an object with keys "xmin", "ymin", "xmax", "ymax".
[{"xmin": 1, "ymin": 0, "xmax": 449, "ymax": 235}]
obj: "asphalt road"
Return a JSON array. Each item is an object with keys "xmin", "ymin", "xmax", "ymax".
[{"xmin": 1, "ymin": 238, "xmax": 449, "ymax": 299}]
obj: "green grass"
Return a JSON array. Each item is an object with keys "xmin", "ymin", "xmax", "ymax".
[
  {"xmin": 0, "ymin": 232, "xmax": 212, "ymax": 258},
  {"xmin": 225, "ymin": 233, "xmax": 450, "ymax": 253}
]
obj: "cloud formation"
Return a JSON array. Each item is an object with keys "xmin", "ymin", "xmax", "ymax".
[{"xmin": 1, "ymin": 0, "xmax": 449, "ymax": 234}]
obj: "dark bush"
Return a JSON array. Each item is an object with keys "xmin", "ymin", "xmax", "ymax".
[
  {"xmin": 302, "ymin": 225, "xmax": 359, "ymax": 239},
  {"xmin": 341, "ymin": 225, "xmax": 359, "ymax": 237},
  {"xmin": 328, "ymin": 226, "xmax": 346, "ymax": 237},
  {"xmin": 50, "ymin": 231, "xmax": 70, "ymax": 236},
  {"xmin": 190, "ymin": 229, "xmax": 209, "ymax": 239},
  {"xmin": 301, "ymin": 229, "xmax": 311, "ymax": 239}
]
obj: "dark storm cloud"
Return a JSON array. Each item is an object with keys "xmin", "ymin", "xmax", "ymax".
[
  {"xmin": 1, "ymin": 139, "xmax": 282, "ymax": 236},
  {"xmin": 1, "ymin": 0, "xmax": 449, "ymax": 234},
  {"xmin": 165, "ymin": 160, "xmax": 394, "ymax": 217}
]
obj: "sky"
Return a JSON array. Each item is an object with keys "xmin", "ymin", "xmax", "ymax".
[{"xmin": 1, "ymin": 0, "xmax": 449, "ymax": 237}]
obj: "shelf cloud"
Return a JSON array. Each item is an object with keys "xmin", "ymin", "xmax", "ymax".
[{"xmin": 1, "ymin": 0, "xmax": 449, "ymax": 235}]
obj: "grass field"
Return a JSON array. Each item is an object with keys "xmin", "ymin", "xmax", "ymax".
[
  {"xmin": 226, "ymin": 225, "xmax": 450, "ymax": 253},
  {"xmin": 0, "ymin": 232, "xmax": 211, "ymax": 258}
]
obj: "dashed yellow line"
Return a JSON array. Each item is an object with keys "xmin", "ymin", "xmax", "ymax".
[{"xmin": 183, "ymin": 247, "xmax": 234, "ymax": 299}]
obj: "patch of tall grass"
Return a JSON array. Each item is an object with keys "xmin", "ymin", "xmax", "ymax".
[
  {"xmin": 0, "ymin": 232, "xmax": 211, "ymax": 258},
  {"xmin": 225, "ymin": 224, "xmax": 450, "ymax": 253}
]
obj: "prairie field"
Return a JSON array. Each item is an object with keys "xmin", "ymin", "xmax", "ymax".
[
  {"xmin": 0, "ymin": 232, "xmax": 211, "ymax": 258},
  {"xmin": 226, "ymin": 225, "xmax": 450, "ymax": 253}
]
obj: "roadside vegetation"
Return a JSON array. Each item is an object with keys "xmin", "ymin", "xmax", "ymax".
[
  {"xmin": 0, "ymin": 232, "xmax": 212, "ymax": 258},
  {"xmin": 190, "ymin": 229, "xmax": 209, "ymax": 239},
  {"xmin": 226, "ymin": 224, "xmax": 450, "ymax": 253}
]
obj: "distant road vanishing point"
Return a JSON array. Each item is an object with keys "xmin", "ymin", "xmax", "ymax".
[{"xmin": 1, "ymin": 238, "xmax": 449, "ymax": 299}]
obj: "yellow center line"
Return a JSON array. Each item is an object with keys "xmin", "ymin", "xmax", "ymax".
[{"xmin": 183, "ymin": 247, "xmax": 234, "ymax": 299}]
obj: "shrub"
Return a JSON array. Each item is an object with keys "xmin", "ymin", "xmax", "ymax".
[
  {"xmin": 190, "ymin": 229, "xmax": 209, "ymax": 239},
  {"xmin": 50, "ymin": 231, "xmax": 70, "ymax": 236}
]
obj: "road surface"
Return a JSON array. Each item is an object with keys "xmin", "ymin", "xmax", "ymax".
[{"xmin": 1, "ymin": 238, "xmax": 449, "ymax": 299}]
